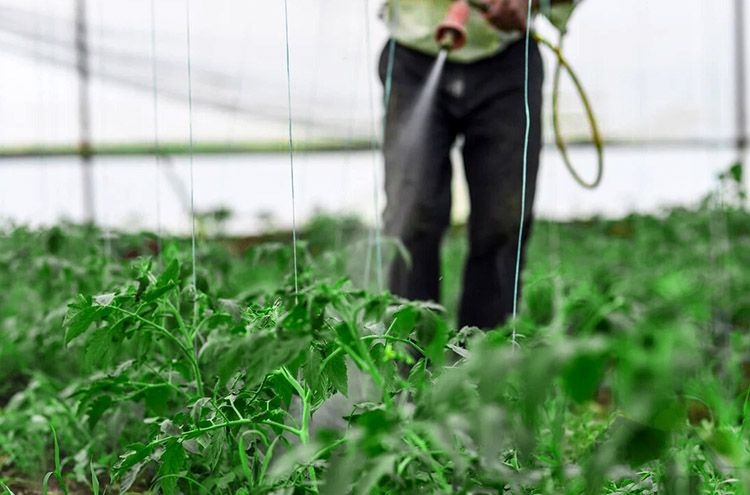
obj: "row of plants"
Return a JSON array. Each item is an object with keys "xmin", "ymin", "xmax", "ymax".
[{"xmin": 1, "ymin": 169, "xmax": 749, "ymax": 494}]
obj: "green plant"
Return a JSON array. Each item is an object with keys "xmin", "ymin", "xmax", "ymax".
[{"xmin": 1, "ymin": 201, "xmax": 750, "ymax": 494}]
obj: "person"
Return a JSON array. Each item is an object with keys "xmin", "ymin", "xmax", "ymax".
[{"xmin": 379, "ymin": 0, "xmax": 579, "ymax": 329}]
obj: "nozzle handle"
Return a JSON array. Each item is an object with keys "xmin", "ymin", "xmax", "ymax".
[{"xmin": 435, "ymin": 0, "xmax": 471, "ymax": 51}]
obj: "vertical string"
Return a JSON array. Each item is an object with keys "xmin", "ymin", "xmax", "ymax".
[
  {"xmin": 150, "ymin": 0, "xmax": 163, "ymax": 263},
  {"xmin": 511, "ymin": 0, "xmax": 535, "ymax": 348},
  {"xmin": 283, "ymin": 0, "xmax": 300, "ymax": 297},
  {"xmin": 75, "ymin": 0, "xmax": 95, "ymax": 224},
  {"xmin": 34, "ymin": 0, "xmax": 50, "ymax": 226},
  {"xmin": 335, "ymin": 3, "xmax": 363, "ymax": 255},
  {"xmin": 96, "ymin": 0, "xmax": 112, "ymax": 262},
  {"xmin": 383, "ymin": 38, "xmax": 397, "ymax": 138},
  {"xmin": 734, "ymin": 0, "xmax": 747, "ymax": 163},
  {"xmin": 379, "ymin": 2, "xmax": 398, "ymax": 293},
  {"xmin": 363, "ymin": 0, "xmax": 384, "ymax": 291},
  {"xmin": 185, "ymin": 0, "xmax": 198, "ymax": 320},
  {"xmin": 361, "ymin": 2, "xmax": 374, "ymax": 289},
  {"xmin": 710, "ymin": 0, "xmax": 735, "ymax": 347},
  {"xmin": 382, "ymin": 0, "xmax": 399, "ymax": 111},
  {"xmin": 540, "ymin": 0, "xmax": 563, "ymax": 335},
  {"xmin": 379, "ymin": 35, "xmax": 397, "ymax": 291}
]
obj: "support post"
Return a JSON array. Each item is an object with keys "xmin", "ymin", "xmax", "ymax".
[
  {"xmin": 735, "ymin": 0, "xmax": 747, "ymax": 159},
  {"xmin": 76, "ymin": 0, "xmax": 95, "ymax": 223}
]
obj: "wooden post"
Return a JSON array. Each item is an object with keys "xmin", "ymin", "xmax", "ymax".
[
  {"xmin": 76, "ymin": 0, "xmax": 95, "ymax": 222},
  {"xmin": 735, "ymin": 0, "xmax": 747, "ymax": 158}
]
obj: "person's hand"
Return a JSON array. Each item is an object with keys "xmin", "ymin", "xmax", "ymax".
[{"xmin": 483, "ymin": 0, "xmax": 533, "ymax": 32}]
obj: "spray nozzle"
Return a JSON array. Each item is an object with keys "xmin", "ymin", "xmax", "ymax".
[
  {"xmin": 435, "ymin": 0, "xmax": 470, "ymax": 51},
  {"xmin": 436, "ymin": 29, "xmax": 460, "ymax": 51},
  {"xmin": 436, "ymin": 0, "xmax": 493, "ymax": 51}
]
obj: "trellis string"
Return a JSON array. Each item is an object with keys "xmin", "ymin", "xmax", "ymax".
[
  {"xmin": 150, "ymin": 0, "xmax": 163, "ymax": 264},
  {"xmin": 511, "ymin": 0, "xmax": 535, "ymax": 348},
  {"xmin": 363, "ymin": 0, "xmax": 384, "ymax": 291},
  {"xmin": 185, "ymin": 0, "xmax": 198, "ymax": 323},
  {"xmin": 283, "ymin": 0, "xmax": 300, "ymax": 297}
]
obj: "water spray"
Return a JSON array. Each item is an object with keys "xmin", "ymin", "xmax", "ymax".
[{"xmin": 434, "ymin": 0, "xmax": 604, "ymax": 189}]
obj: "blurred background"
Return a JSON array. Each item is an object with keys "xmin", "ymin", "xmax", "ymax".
[{"xmin": 0, "ymin": 0, "xmax": 747, "ymax": 234}]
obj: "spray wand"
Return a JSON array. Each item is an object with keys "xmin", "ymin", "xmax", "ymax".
[{"xmin": 435, "ymin": 0, "xmax": 604, "ymax": 189}]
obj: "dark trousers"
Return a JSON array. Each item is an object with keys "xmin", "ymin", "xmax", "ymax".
[{"xmin": 379, "ymin": 39, "xmax": 544, "ymax": 329}]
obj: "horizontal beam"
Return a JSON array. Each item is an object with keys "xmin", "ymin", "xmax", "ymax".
[
  {"xmin": 0, "ymin": 140, "xmax": 374, "ymax": 160},
  {"xmin": 0, "ymin": 137, "xmax": 746, "ymax": 161}
]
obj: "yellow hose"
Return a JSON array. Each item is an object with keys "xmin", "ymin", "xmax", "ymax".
[
  {"xmin": 450, "ymin": 1, "xmax": 604, "ymax": 188},
  {"xmin": 534, "ymin": 32, "xmax": 605, "ymax": 189}
]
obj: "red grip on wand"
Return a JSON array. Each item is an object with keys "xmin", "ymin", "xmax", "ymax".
[{"xmin": 435, "ymin": 0, "xmax": 471, "ymax": 51}]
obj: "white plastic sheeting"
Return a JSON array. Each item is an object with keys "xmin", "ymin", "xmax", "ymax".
[
  {"xmin": 0, "ymin": 0, "xmax": 747, "ymax": 231},
  {"xmin": 0, "ymin": 0, "xmax": 746, "ymax": 145}
]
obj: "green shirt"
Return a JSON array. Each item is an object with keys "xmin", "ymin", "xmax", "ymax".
[{"xmin": 382, "ymin": 1, "xmax": 578, "ymax": 63}]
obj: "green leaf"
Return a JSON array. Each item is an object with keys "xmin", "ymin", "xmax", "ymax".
[
  {"xmin": 653, "ymin": 272, "xmax": 692, "ymax": 301},
  {"xmin": 267, "ymin": 372, "xmax": 294, "ymax": 407},
  {"xmin": 0, "ymin": 481, "xmax": 16, "ymax": 495},
  {"xmin": 113, "ymin": 443, "xmax": 154, "ymax": 478},
  {"xmin": 346, "ymin": 407, "xmax": 392, "ymax": 456},
  {"xmin": 416, "ymin": 312, "xmax": 449, "ymax": 365},
  {"xmin": 118, "ymin": 461, "xmax": 147, "ymax": 495},
  {"xmin": 651, "ymin": 400, "xmax": 688, "ymax": 432},
  {"xmin": 201, "ymin": 330, "xmax": 312, "ymax": 389},
  {"xmin": 156, "ymin": 258, "xmax": 180, "ymax": 287},
  {"xmin": 41, "ymin": 472, "xmax": 54, "ymax": 495},
  {"xmin": 348, "ymin": 407, "xmax": 389, "ymax": 434},
  {"xmin": 698, "ymin": 423, "xmax": 744, "ymax": 468},
  {"xmin": 388, "ymin": 306, "xmax": 418, "ymax": 338},
  {"xmin": 303, "ymin": 348, "xmax": 324, "ymax": 399},
  {"xmin": 86, "ymin": 395, "xmax": 115, "ymax": 429},
  {"xmin": 142, "ymin": 281, "xmax": 176, "ymax": 303},
  {"xmin": 90, "ymin": 462, "xmax": 100, "ymax": 495},
  {"xmin": 362, "ymin": 295, "xmax": 388, "ymax": 322},
  {"xmin": 237, "ymin": 435, "xmax": 254, "ymax": 487},
  {"xmin": 334, "ymin": 322, "xmax": 361, "ymax": 360},
  {"xmin": 562, "ymin": 353, "xmax": 606, "ymax": 404},
  {"xmin": 83, "ymin": 329, "xmax": 117, "ymax": 371},
  {"xmin": 621, "ymin": 423, "xmax": 669, "ymax": 466},
  {"xmin": 50, "ymin": 424, "xmax": 67, "ymax": 495},
  {"xmin": 157, "ymin": 441, "xmax": 186, "ymax": 495},
  {"xmin": 132, "ymin": 259, "xmax": 151, "ymax": 301},
  {"xmin": 142, "ymin": 385, "xmax": 171, "ymax": 417},
  {"xmin": 64, "ymin": 295, "xmax": 99, "ymax": 344},
  {"xmin": 280, "ymin": 303, "xmax": 309, "ymax": 332},
  {"xmin": 267, "ymin": 442, "xmax": 321, "ymax": 484},
  {"xmin": 729, "ymin": 161, "xmax": 743, "ymax": 185},
  {"xmin": 326, "ymin": 351, "xmax": 348, "ymax": 396},
  {"xmin": 356, "ymin": 454, "xmax": 397, "ymax": 493}
]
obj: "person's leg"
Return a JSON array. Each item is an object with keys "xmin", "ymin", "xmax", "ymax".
[
  {"xmin": 457, "ymin": 40, "xmax": 544, "ymax": 329},
  {"xmin": 379, "ymin": 44, "xmax": 458, "ymax": 303}
]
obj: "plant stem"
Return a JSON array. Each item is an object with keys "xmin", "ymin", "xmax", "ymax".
[
  {"xmin": 166, "ymin": 299, "xmax": 205, "ymax": 394},
  {"xmin": 142, "ymin": 418, "xmax": 298, "ymax": 454},
  {"xmin": 110, "ymin": 305, "xmax": 204, "ymax": 394},
  {"xmin": 280, "ymin": 367, "xmax": 319, "ymax": 493},
  {"xmin": 405, "ymin": 431, "xmax": 451, "ymax": 492}
]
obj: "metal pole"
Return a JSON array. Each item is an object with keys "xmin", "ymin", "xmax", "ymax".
[
  {"xmin": 735, "ymin": 0, "xmax": 747, "ymax": 158},
  {"xmin": 75, "ymin": 0, "xmax": 95, "ymax": 223}
]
